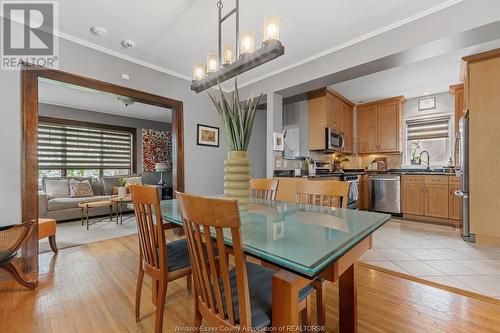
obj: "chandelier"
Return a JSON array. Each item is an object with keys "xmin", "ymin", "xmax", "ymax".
[{"xmin": 191, "ymin": 0, "xmax": 284, "ymax": 93}]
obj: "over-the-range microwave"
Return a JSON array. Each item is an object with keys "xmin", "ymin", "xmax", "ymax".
[{"xmin": 326, "ymin": 128, "xmax": 345, "ymax": 150}]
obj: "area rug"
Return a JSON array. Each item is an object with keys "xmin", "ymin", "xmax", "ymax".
[{"xmin": 39, "ymin": 214, "xmax": 137, "ymax": 253}]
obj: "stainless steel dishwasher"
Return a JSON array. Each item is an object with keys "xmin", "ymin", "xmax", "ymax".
[{"xmin": 368, "ymin": 174, "xmax": 401, "ymax": 215}]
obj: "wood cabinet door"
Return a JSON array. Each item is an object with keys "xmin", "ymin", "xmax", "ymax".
[
  {"xmin": 358, "ymin": 175, "xmax": 369, "ymax": 210},
  {"xmin": 402, "ymin": 183, "xmax": 425, "ymax": 215},
  {"xmin": 308, "ymin": 96, "xmax": 328, "ymax": 150},
  {"xmin": 327, "ymin": 95, "xmax": 340, "ymax": 130},
  {"xmin": 425, "ymin": 184, "xmax": 449, "ymax": 219},
  {"xmin": 455, "ymin": 88, "xmax": 464, "ymax": 135},
  {"xmin": 340, "ymin": 102, "xmax": 353, "ymax": 153},
  {"xmin": 449, "ymin": 184, "xmax": 462, "ymax": 220},
  {"xmin": 357, "ymin": 105, "xmax": 378, "ymax": 153},
  {"xmin": 377, "ymin": 101, "xmax": 400, "ymax": 152}
]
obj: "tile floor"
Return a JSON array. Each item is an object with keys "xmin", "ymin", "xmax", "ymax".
[{"xmin": 359, "ymin": 218, "xmax": 500, "ymax": 299}]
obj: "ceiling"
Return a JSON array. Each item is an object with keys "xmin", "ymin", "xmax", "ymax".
[
  {"xmin": 38, "ymin": 79, "xmax": 172, "ymax": 123},
  {"xmin": 52, "ymin": 0, "xmax": 463, "ymax": 88},
  {"xmin": 330, "ymin": 38, "xmax": 500, "ymax": 103}
]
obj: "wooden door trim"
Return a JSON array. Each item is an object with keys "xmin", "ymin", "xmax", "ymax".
[{"xmin": 21, "ymin": 65, "xmax": 184, "ymax": 276}]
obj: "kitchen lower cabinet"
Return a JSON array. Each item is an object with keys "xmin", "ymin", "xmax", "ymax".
[
  {"xmin": 402, "ymin": 175, "xmax": 461, "ymax": 227},
  {"xmin": 402, "ymin": 183, "xmax": 425, "ymax": 216},
  {"xmin": 358, "ymin": 175, "xmax": 369, "ymax": 210},
  {"xmin": 424, "ymin": 184, "xmax": 449, "ymax": 219},
  {"xmin": 448, "ymin": 177, "xmax": 462, "ymax": 221}
]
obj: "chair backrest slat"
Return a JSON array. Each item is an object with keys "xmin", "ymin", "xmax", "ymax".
[
  {"xmin": 250, "ymin": 178, "xmax": 279, "ymax": 201},
  {"xmin": 130, "ymin": 185, "xmax": 166, "ymax": 274},
  {"xmin": 177, "ymin": 192, "xmax": 252, "ymax": 329},
  {"xmin": 296, "ymin": 180, "xmax": 350, "ymax": 208}
]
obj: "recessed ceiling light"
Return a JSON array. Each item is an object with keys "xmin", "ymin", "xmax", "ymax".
[
  {"xmin": 423, "ymin": 92, "xmax": 430, "ymax": 95},
  {"xmin": 121, "ymin": 39, "xmax": 136, "ymax": 49},
  {"xmin": 90, "ymin": 26, "xmax": 107, "ymax": 37}
]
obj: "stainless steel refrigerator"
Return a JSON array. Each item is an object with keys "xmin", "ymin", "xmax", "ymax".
[{"xmin": 455, "ymin": 111, "xmax": 474, "ymax": 242}]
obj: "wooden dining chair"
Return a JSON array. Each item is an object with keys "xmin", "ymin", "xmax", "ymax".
[
  {"xmin": 0, "ymin": 220, "xmax": 38, "ymax": 289},
  {"xmin": 295, "ymin": 180, "xmax": 351, "ymax": 326},
  {"xmin": 296, "ymin": 180, "xmax": 351, "ymax": 208},
  {"xmin": 176, "ymin": 192, "xmax": 314, "ymax": 331},
  {"xmin": 130, "ymin": 185, "xmax": 192, "ymax": 333},
  {"xmin": 250, "ymin": 178, "xmax": 279, "ymax": 200}
]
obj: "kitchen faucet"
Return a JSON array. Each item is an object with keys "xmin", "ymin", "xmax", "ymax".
[{"xmin": 420, "ymin": 150, "xmax": 430, "ymax": 171}]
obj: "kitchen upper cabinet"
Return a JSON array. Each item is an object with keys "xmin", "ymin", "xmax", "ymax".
[
  {"xmin": 328, "ymin": 96, "xmax": 341, "ymax": 130},
  {"xmin": 377, "ymin": 101, "xmax": 401, "ymax": 152},
  {"xmin": 308, "ymin": 88, "xmax": 354, "ymax": 151},
  {"xmin": 308, "ymin": 93, "xmax": 329, "ymax": 150},
  {"xmin": 357, "ymin": 105, "xmax": 378, "ymax": 153},
  {"xmin": 449, "ymin": 83, "xmax": 465, "ymax": 136},
  {"xmin": 357, "ymin": 97, "xmax": 404, "ymax": 154},
  {"xmin": 340, "ymin": 102, "xmax": 354, "ymax": 153}
]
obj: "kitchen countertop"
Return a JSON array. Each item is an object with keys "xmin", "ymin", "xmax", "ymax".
[{"xmin": 274, "ymin": 169, "xmax": 458, "ymax": 178}]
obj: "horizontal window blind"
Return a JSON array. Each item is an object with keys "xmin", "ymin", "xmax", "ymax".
[
  {"xmin": 406, "ymin": 116, "xmax": 450, "ymax": 140},
  {"xmin": 38, "ymin": 122, "xmax": 132, "ymax": 170}
]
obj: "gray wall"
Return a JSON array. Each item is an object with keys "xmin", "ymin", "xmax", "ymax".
[
  {"xmin": 38, "ymin": 103, "xmax": 172, "ymax": 173},
  {"xmin": 247, "ymin": 109, "xmax": 267, "ymax": 178},
  {"xmin": 0, "ymin": 33, "xmax": 228, "ymax": 225},
  {"xmin": 0, "ymin": 29, "xmax": 268, "ymax": 225}
]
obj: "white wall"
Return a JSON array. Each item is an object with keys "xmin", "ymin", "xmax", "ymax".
[{"xmin": 403, "ymin": 92, "xmax": 454, "ymax": 120}]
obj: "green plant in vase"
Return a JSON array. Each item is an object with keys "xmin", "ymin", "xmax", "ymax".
[{"xmin": 209, "ymin": 79, "xmax": 262, "ymax": 209}]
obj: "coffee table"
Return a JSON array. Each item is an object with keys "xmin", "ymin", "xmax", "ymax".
[
  {"xmin": 109, "ymin": 195, "xmax": 134, "ymax": 224},
  {"xmin": 78, "ymin": 200, "xmax": 115, "ymax": 230}
]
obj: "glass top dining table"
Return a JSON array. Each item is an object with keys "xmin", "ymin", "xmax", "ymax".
[{"xmin": 160, "ymin": 197, "xmax": 391, "ymax": 278}]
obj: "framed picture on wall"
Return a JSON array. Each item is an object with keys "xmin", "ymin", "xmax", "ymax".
[
  {"xmin": 418, "ymin": 97, "xmax": 436, "ymax": 111},
  {"xmin": 197, "ymin": 124, "xmax": 219, "ymax": 147}
]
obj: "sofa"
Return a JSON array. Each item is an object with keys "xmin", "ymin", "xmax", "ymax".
[{"xmin": 38, "ymin": 174, "xmax": 166, "ymax": 222}]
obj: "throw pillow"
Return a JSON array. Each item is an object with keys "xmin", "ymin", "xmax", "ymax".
[
  {"xmin": 125, "ymin": 176, "xmax": 143, "ymax": 186},
  {"xmin": 45, "ymin": 179, "xmax": 70, "ymax": 198},
  {"xmin": 69, "ymin": 179, "xmax": 94, "ymax": 198}
]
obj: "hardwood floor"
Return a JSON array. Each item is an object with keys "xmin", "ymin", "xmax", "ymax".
[{"xmin": 1, "ymin": 233, "xmax": 500, "ymax": 332}]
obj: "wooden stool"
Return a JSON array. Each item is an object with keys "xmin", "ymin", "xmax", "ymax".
[{"xmin": 38, "ymin": 218, "xmax": 58, "ymax": 254}]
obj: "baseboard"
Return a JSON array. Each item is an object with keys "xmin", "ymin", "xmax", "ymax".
[{"xmin": 403, "ymin": 214, "xmax": 462, "ymax": 228}]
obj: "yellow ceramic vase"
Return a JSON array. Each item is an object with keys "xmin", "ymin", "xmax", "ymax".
[{"xmin": 224, "ymin": 151, "xmax": 251, "ymax": 210}]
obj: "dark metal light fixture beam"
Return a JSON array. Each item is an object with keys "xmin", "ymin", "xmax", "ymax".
[{"xmin": 191, "ymin": 40, "xmax": 284, "ymax": 93}]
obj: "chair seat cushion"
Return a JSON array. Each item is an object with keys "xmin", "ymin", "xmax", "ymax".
[
  {"xmin": 226, "ymin": 262, "xmax": 314, "ymax": 329},
  {"xmin": 166, "ymin": 239, "xmax": 191, "ymax": 272},
  {"xmin": 0, "ymin": 250, "xmax": 17, "ymax": 265}
]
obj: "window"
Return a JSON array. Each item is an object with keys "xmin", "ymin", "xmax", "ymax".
[
  {"xmin": 38, "ymin": 120, "xmax": 134, "ymax": 184},
  {"xmin": 405, "ymin": 116, "xmax": 451, "ymax": 167}
]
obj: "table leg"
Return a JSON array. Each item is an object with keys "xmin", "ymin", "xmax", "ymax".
[
  {"xmin": 271, "ymin": 270, "xmax": 311, "ymax": 332},
  {"xmin": 120, "ymin": 202, "xmax": 123, "ymax": 224},
  {"xmin": 81, "ymin": 207, "xmax": 84, "ymax": 226},
  {"xmin": 86, "ymin": 206, "xmax": 89, "ymax": 231},
  {"xmin": 339, "ymin": 264, "xmax": 357, "ymax": 333}
]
